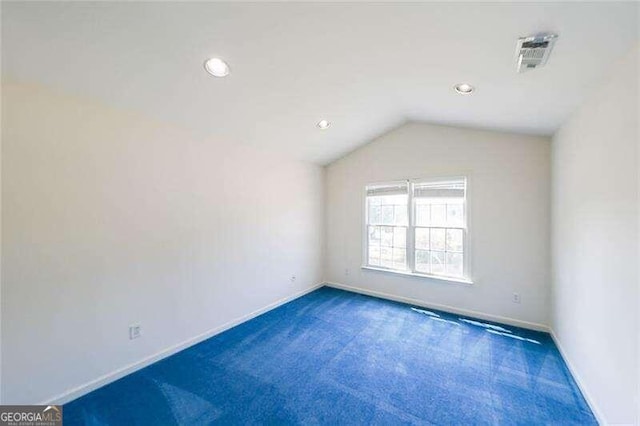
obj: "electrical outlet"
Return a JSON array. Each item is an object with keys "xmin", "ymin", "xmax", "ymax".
[
  {"xmin": 290, "ymin": 275, "xmax": 296, "ymax": 283},
  {"xmin": 512, "ymin": 293, "xmax": 521, "ymax": 304},
  {"xmin": 129, "ymin": 324, "xmax": 141, "ymax": 340}
]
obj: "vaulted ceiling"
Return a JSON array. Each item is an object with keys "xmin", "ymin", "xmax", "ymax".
[{"xmin": 2, "ymin": 2, "xmax": 638, "ymax": 164}]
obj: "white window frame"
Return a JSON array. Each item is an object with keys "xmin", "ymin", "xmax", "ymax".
[{"xmin": 362, "ymin": 176, "xmax": 473, "ymax": 285}]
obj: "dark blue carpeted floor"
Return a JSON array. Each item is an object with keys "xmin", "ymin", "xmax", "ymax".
[{"xmin": 65, "ymin": 287, "xmax": 596, "ymax": 425}]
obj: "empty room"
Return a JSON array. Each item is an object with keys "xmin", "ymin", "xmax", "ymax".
[{"xmin": 1, "ymin": 1, "xmax": 638, "ymax": 425}]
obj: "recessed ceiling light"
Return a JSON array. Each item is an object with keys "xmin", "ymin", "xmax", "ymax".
[
  {"xmin": 454, "ymin": 83, "xmax": 474, "ymax": 95},
  {"xmin": 317, "ymin": 119, "xmax": 330, "ymax": 130},
  {"xmin": 204, "ymin": 57, "xmax": 230, "ymax": 77}
]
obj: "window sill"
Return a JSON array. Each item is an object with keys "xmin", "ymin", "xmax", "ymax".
[{"xmin": 361, "ymin": 265, "xmax": 474, "ymax": 285}]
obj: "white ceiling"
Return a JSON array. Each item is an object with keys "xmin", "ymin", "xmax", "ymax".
[{"xmin": 2, "ymin": 2, "xmax": 638, "ymax": 165}]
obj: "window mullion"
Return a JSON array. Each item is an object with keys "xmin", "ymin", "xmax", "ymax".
[{"xmin": 407, "ymin": 181, "xmax": 415, "ymax": 272}]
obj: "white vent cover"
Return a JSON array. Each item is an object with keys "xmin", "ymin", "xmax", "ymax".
[{"xmin": 515, "ymin": 34, "xmax": 558, "ymax": 73}]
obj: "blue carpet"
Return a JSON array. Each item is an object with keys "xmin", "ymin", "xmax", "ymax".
[{"xmin": 64, "ymin": 287, "xmax": 596, "ymax": 425}]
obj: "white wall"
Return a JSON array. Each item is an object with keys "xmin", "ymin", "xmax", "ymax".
[
  {"xmin": 0, "ymin": 82, "xmax": 325, "ymax": 404},
  {"xmin": 551, "ymin": 46, "xmax": 639, "ymax": 425},
  {"xmin": 325, "ymin": 122, "xmax": 551, "ymax": 329}
]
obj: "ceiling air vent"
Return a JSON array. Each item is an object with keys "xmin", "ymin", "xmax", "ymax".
[{"xmin": 515, "ymin": 34, "xmax": 558, "ymax": 73}]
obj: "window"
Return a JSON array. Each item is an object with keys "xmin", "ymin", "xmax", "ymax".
[
  {"xmin": 365, "ymin": 182, "xmax": 409, "ymax": 270},
  {"xmin": 364, "ymin": 177, "xmax": 469, "ymax": 282}
]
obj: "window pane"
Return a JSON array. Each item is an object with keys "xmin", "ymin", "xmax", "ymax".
[
  {"xmin": 379, "ymin": 195, "xmax": 406, "ymax": 205},
  {"xmin": 430, "ymin": 228, "xmax": 446, "ymax": 251},
  {"xmin": 431, "ymin": 204, "xmax": 446, "ymax": 226},
  {"xmin": 446, "ymin": 203, "xmax": 464, "ymax": 227},
  {"xmin": 415, "ymin": 249, "xmax": 430, "ymax": 273},
  {"xmin": 368, "ymin": 226, "xmax": 381, "ymax": 246},
  {"xmin": 367, "ymin": 197, "xmax": 381, "ymax": 224},
  {"xmin": 369, "ymin": 205, "xmax": 382, "ymax": 224},
  {"xmin": 368, "ymin": 245, "xmax": 380, "ymax": 266},
  {"xmin": 366, "ymin": 191, "xmax": 408, "ymax": 271},
  {"xmin": 415, "ymin": 203, "xmax": 430, "ymax": 227},
  {"xmin": 381, "ymin": 226, "xmax": 394, "ymax": 247},
  {"xmin": 381, "ymin": 205, "xmax": 394, "ymax": 225},
  {"xmin": 446, "ymin": 252, "xmax": 463, "ymax": 277},
  {"xmin": 393, "ymin": 248, "xmax": 406, "ymax": 269},
  {"xmin": 380, "ymin": 247, "xmax": 393, "ymax": 268},
  {"xmin": 368, "ymin": 197, "xmax": 382, "ymax": 207},
  {"xmin": 430, "ymin": 251, "xmax": 445, "ymax": 275},
  {"xmin": 415, "ymin": 228, "xmax": 429, "ymax": 250},
  {"xmin": 446, "ymin": 229, "xmax": 463, "ymax": 252},
  {"xmin": 394, "ymin": 204, "xmax": 408, "ymax": 226},
  {"xmin": 393, "ymin": 227, "xmax": 406, "ymax": 248}
]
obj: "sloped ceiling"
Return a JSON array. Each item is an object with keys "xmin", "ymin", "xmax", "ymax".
[{"xmin": 2, "ymin": 2, "xmax": 638, "ymax": 164}]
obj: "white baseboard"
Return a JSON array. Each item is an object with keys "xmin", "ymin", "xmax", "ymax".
[
  {"xmin": 325, "ymin": 281, "xmax": 549, "ymax": 332},
  {"xmin": 549, "ymin": 330, "xmax": 605, "ymax": 425},
  {"xmin": 42, "ymin": 283, "xmax": 324, "ymax": 405}
]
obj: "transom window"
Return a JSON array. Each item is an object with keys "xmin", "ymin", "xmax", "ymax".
[{"xmin": 364, "ymin": 177, "xmax": 469, "ymax": 282}]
